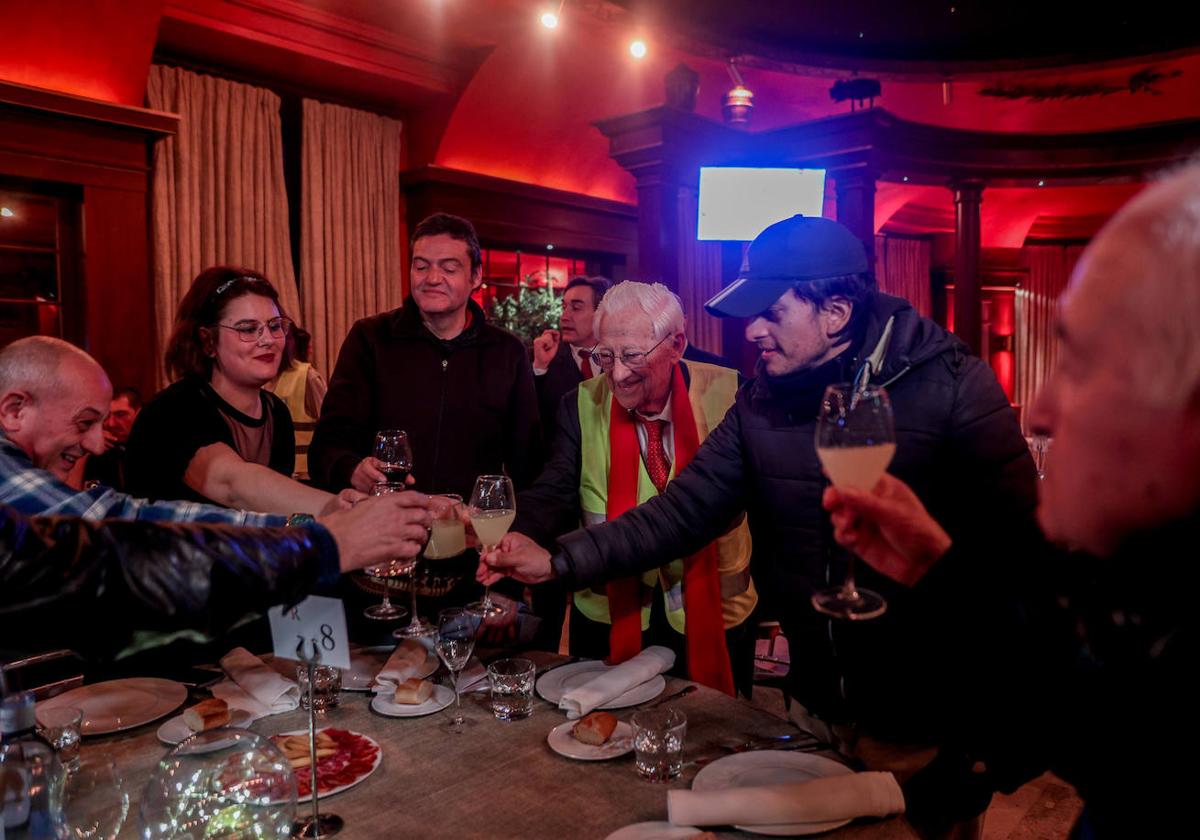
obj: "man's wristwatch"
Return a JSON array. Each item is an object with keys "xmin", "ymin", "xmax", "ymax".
[{"xmin": 286, "ymin": 513, "xmax": 316, "ymax": 527}]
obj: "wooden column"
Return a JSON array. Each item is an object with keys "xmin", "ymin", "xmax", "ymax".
[
  {"xmin": 951, "ymin": 179, "xmax": 985, "ymax": 356},
  {"xmin": 832, "ymin": 167, "xmax": 877, "ymax": 266}
]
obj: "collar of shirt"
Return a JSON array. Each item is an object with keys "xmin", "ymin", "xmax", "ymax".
[{"xmin": 569, "ymin": 344, "xmax": 591, "ymax": 373}]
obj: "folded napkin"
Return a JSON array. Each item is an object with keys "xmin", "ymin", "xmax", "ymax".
[
  {"xmin": 457, "ymin": 659, "xmax": 489, "ymax": 693},
  {"xmin": 668, "ymin": 771, "xmax": 904, "ymax": 828},
  {"xmin": 560, "ymin": 646, "xmax": 675, "ymax": 720},
  {"xmin": 210, "ymin": 647, "xmax": 300, "ymax": 720},
  {"xmin": 370, "ymin": 640, "xmax": 429, "ymax": 696}
]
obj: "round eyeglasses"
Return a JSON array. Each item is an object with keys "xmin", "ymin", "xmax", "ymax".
[{"xmin": 590, "ymin": 333, "xmax": 672, "ymax": 371}]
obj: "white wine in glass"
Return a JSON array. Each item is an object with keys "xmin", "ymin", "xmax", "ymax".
[
  {"xmin": 466, "ymin": 475, "xmax": 515, "ymax": 618},
  {"xmin": 812, "ymin": 383, "xmax": 895, "ymax": 621}
]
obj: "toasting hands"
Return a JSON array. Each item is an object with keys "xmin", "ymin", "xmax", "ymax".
[
  {"xmin": 322, "ymin": 491, "xmax": 433, "ymax": 573},
  {"xmin": 822, "ymin": 474, "xmax": 952, "ymax": 587},
  {"xmin": 476, "ymin": 531, "xmax": 555, "ymax": 585}
]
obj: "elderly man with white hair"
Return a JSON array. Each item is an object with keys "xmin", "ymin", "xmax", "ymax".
[
  {"xmin": 820, "ymin": 165, "xmax": 1200, "ymax": 836},
  {"xmin": 503, "ymin": 280, "xmax": 758, "ymax": 695}
]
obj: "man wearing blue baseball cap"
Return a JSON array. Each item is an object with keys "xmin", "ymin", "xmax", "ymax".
[{"xmin": 483, "ymin": 214, "xmax": 1038, "ymax": 744}]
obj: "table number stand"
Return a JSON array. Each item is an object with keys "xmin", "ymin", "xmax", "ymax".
[{"xmin": 292, "ymin": 639, "xmax": 343, "ymax": 839}]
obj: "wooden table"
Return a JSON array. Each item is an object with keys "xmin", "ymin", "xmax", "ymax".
[{"xmin": 96, "ymin": 651, "xmax": 916, "ymax": 839}]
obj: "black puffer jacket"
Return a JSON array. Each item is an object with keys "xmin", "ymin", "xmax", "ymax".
[
  {"xmin": 553, "ymin": 294, "xmax": 1039, "ymax": 735},
  {"xmin": 0, "ymin": 504, "xmax": 337, "ymax": 663}
]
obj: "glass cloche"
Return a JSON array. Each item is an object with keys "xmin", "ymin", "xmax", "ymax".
[{"xmin": 139, "ymin": 729, "xmax": 296, "ymax": 839}]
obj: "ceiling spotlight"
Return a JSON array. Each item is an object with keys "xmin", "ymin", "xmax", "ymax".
[
  {"xmin": 546, "ymin": 244, "xmax": 554, "ymax": 251},
  {"xmin": 902, "ymin": 176, "xmax": 909, "ymax": 182},
  {"xmin": 723, "ymin": 62, "xmax": 754, "ymax": 127},
  {"xmin": 629, "ymin": 40, "xmax": 647, "ymax": 59},
  {"xmin": 1037, "ymin": 179, "xmax": 1045, "ymax": 187},
  {"xmin": 0, "ymin": 207, "xmax": 13, "ymax": 218},
  {"xmin": 540, "ymin": 11, "xmax": 558, "ymax": 29}
]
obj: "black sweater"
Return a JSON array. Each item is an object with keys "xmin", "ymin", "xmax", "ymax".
[{"xmin": 309, "ymin": 298, "xmax": 543, "ymax": 498}]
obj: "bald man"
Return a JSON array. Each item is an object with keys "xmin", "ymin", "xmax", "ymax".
[{"xmin": 823, "ymin": 165, "xmax": 1200, "ymax": 837}]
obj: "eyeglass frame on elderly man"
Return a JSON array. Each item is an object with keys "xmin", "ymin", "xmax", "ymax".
[
  {"xmin": 590, "ymin": 333, "xmax": 674, "ymax": 371},
  {"xmin": 213, "ymin": 316, "xmax": 293, "ymax": 343}
]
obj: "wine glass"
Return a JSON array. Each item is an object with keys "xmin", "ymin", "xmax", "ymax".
[
  {"xmin": 361, "ymin": 482, "xmax": 416, "ymax": 621},
  {"xmin": 465, "ymin": 475, "xmax": 515, "ymax": 618},
  {"xmin": 394, "ymin": 493, "xmax": 466, "ymax": 639},
  {"xmin": 373, "ymin": 430, "xmax": 413, "ymax": 484},
  {"xmin": 811, "ymin": 383, "xmax": 896, "ymax": 621},
  {"xmin": 63, "ymin": 756, "xmax": 129, "ymax": 840},
  {"xmin": 435, "ymin": 607, "xmax": 479, "ymax": 733}
]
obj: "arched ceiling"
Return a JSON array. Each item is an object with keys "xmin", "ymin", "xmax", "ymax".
[{"xmin": 4, "ymin": 0, "xmax": 1197, "ymax": 243}]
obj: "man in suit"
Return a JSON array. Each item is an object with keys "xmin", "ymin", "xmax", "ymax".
[{"xmin": 532, "ymin": 276, "xmax": 611, "ymax": 451}]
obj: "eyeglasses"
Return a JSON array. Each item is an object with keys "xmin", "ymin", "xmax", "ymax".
[
  {"xmin": 214, "ymin": 317, "xmax": 293, "ymax": 343},
  {"xmin": 590, "ymin": 334, "xmax": 672, "ymax": 371}
]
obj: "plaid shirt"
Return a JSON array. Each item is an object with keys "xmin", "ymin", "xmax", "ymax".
[{"xmin": 0, "ymin": 433, "xmax": 285, "ymax": 527}]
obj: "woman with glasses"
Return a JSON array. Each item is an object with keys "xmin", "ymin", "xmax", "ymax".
[{"xmin": 125, "ymin": 266, "xmax": 357, "ymax": 516}]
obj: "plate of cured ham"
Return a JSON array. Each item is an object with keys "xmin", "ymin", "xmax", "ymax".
[{"xmin": 270, "ymin": 728, "xmax": 382, "ymax": 799}]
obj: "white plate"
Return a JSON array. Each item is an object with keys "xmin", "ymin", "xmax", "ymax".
[
  {"xmin": 263, "ymin": 642, "xmax": 437, "ymax": 691},
  {"xmin": 604, "ymin": 823, "xmax": 704, "ymax": 840},
  {"xmin": 547, "ymin": 720, "xmax": 635, "ymax": 760},
  {"xmin": 156, "ymin": 708, "xmax": 254, "ymax": 745},
  {"xmin": 275, "ymin": 728, "xmax": 382, "ymax": 800},
  {"xmin": 37, "ymin": 678, "xmax": 188, "ymax": 735},
  {"xmin": 535, "ymin": 660, "xmax": 667, "ymax": 710},
  {"xmin": 691, "ymin": 751, "xmax": 855, "ymax": 836},
  {"xmin": 369, "ymin": 684, "xmax": 455, "ymax": 717}
]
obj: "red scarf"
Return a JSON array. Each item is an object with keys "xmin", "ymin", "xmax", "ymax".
[{"xmin": 605, "ymin": 363, "xmax": 735, "ymax": 695}]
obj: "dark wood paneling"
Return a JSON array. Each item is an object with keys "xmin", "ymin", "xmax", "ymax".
[
  {"xmin": 401, "ymin": 166, "xmax": 637, "ymax": 262},
  {"xmin": 0, "ymin": 80, "xmax": 175, "ymax": 397}
]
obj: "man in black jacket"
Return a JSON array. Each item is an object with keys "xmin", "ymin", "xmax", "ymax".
[
  {"xmin": 532, "ymin": 275, "xmax": 611, "ymax": 451},
  {"xmin": 483, "ymin": 215, "xmax": 1038, "ymax": 739},
  {"xmin": 309, "ymin": 213, "xmax": 543, "ymax": 498},
  {"xmin": 1, "ymin": 495, "xmax": 434, "ymax": 665}
]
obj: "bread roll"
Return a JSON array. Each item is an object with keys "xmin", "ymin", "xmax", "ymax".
[
  {"xmin": 571, "ymin": 711, "xmax": 618, "ymax": 745},
  {"xmin": 183, "ymin": 698, "xmax": 231, "ymax": 732},
  {"xmin": 391, "ymin": 678, "xmax": 434, "ymax": 705}
]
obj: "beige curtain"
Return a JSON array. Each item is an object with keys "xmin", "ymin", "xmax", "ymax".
[
  {"xmin": 677, "ymin": 187, "xmax": 724, "ymax": 355},
  {"xmin": 1015, "ymin": 244, "xmax": 1087, "ymax": 432},
  {"xmin": 875, "ymin": 235, "xmax": 932, "ymax": 318},
  {"xmin": 299, "ymin": 99, "xmax": 403, "ymax": 377},
  {"xmin": 147, "ymin": 65, "xmax": 301, "ymax": 385}
]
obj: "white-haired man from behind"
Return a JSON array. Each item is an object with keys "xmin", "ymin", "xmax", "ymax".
[
  {"xmin": 493, "ymin": 280, "xmax": 758, "ymax": 695},
  {"xmin": 818, "ymin": 163, "xmax": 1200, "ymax": 836}
]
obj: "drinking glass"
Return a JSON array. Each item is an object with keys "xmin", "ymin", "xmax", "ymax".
[
  {"xmin": 295, "ymin": 664, "xmax": 342, "ymax": 712},
  {"xmin": 37, "ymin": 706, "xmax": 83, "ymax": 770},
  {"xmin": 373, "ymin": 430, "xmax": 413, "ymax": 484},
  {"xmin": 466, "ymin": 475, "xmax": 515, "ymax": 618},
  {"xmin": 63, "ymin": 756, "xmax": 128, "ymax": 840},
  {"xmin": 361, "ymin": 481, "xmax": 416, "ymax": 621},
  {"xmin": 631, "ymin": 707, "xmax": 686, "ymax": 782},
  {"xmin": 435, "ymin": 608, "xmax": 479, "ymax": 733},
  {"xmin": 395, "ymin": 493, "xmax": 464, "ymax": 640},
  {"xmin": 486, "ymin": 658, "xmax": 535, "ymax": 721},
  {"xmin": 811, "ymin": 383, "xmax": 895, "ymax": 621}
]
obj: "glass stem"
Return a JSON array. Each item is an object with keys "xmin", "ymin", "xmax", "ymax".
[
  {"xmin": 453, "ymin": 669, "xmax": 463, "ymax": 719},
  {"xmin": 842, "ymin": 555, "xmax": 859, "ymax": 600},
  {"xmin": 409, "ymin": 581, "xmax": 419, "ymax": 625},
  {"xmin": 480, "ymin": 543, "xmax": 495, "ymax": 608},
  {"xmin": 381, "ymin": 589, "xmax": 391, "ymax": 609}
]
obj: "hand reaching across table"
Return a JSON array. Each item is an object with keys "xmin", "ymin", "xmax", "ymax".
[
  {"xmin": 476, "ymin": 531, "xmax": 555, "ymax": 585},
  {"xmin": 321, "ymin": 491, "xmax": 433, "ymax": 573}
]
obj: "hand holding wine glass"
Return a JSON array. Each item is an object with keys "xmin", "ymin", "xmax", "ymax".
[
  {"xmin": 361, "ymin": 481, "xmax": 418, "ymax": 621},
  {"xmin": 811, "ymin": 382, "xmax": 896, "ymax": 621},
  {"xmin": 466, "ymin": 475, "xmax": 515, "ymax": 618}
]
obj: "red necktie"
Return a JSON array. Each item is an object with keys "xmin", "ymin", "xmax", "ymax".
[
  {"xmin": 578, "ymin": 349, "xmax": 594, "ymax": 379},
  {"xmin": 641, "ymin": 419, "xmax": 670, "ymax": 494}
]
